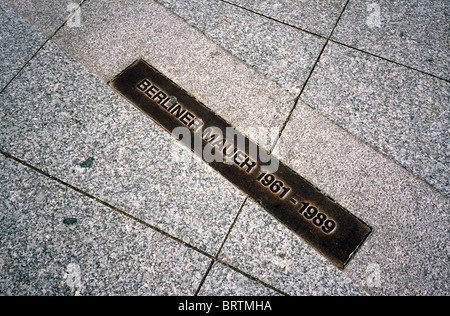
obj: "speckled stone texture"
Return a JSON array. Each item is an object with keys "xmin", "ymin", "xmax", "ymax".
[
  {"xmin": 218, "ymin": 100, "xmax": 449, "ymax": 295},
  {"xmin": 1, "ymin": 0, "xmax": 448, "ymax": 296},
  {"xmin": 0, "ymin": 154, "xmax": 210, "ymax": 295},
  {"xmin": 226, "ymin": 0, "xmax": 347, "ymax": 37},
  {"xmin": 301, "ymin": 42, "xmax": 449, "ymax": 196},
  {"xmin": 219, "ymin": 199, "xmax": 369, "ymax": 296},
  {"xmin": 333, "ymin": 0, "xmax": 450, "ymax": 79},
  {"xmin": 155, "ymin": 0, "xmax": 325, "ymax": 94},
  {"xmin": 270, "ymin": 101, "xmax": 448, "ymax": 295}
]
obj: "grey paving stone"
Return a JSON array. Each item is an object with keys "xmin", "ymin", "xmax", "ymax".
[
  {"xmin": 155, "ymin": 0, "xmax": 325, "ymax": 94},
  {"xmin": 225, "ymin": 0, "xmax": 347, "ymax": 37},
  {"xmin": 51, "ymin": 0, "xmax": 295, "ymax": 145},
  {"xmin": 0, "ymin": 154, "xmax": 210, "ymax": 295},
  {"xmin": 301, "ymin": 42, "xmax": 449, "ymax": 196},
  {"xmin": 332, "ymin": 0, "xmax": 450, "ymax": 80},
  {"xmin": 0, "ymin": 40, "xmax": 246, "ymax": 255},
  {"xmin": 219, "ymin": 199, "xmax": 368, "ymax": 296},
  {"xmin": 0, "ymin": 0, "xmax": 47, "ymax": 91},
  {"xmin": 269, "ymin": 101, "xmax": 447, "ymax": 295},
  {"xmin": 197, "ymin": 262, "xmax": 282, "ymax": 296},
  {"xmin": 3, "ymin": 0, "xmax": 84, "ymax": 36}
]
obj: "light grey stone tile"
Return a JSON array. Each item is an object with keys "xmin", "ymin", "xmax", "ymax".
[
  {"xmin": 301, "ymin": 42, "xmax": 449, "ymax": 196},
  {"xmin": 269, "ymin": 101, "xmax": 448, "ymax": 295},
  {"xmin": 219, "ymin": 199, "xmax": 368, "ymax": 296},
  {"xmin": 0, "ymin": 154, "xmax": 210, "ymax": 296},
  {"xmin": 3, "ymin": 0, "xmax": 84, "ymax": 36},
  {"xmin": 225, "ymin": 0, "xmax": 347, "ymax": 37},
  {"xmin": 0, "ymin": 0, "xmax": 47, "ymax": 91},
  {"xmin": 51, "ymin": 0, "xmax": 295, "ymax": 145},
  {"xmin": 333, "ymin": 0, "xmax": 450, "ymax": 79},
  {"xmin": 0, "ymin": 40, "xmax": 246, "ymax": 255},
  {"xmin": 197, "ymin": 262, "xmax": 282, "ymax": 296},
  {"xmin": 155, "ymin": 0, "xmax": 325, "ymax": 94}
]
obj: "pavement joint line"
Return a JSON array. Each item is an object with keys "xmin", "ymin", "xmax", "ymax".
[
  {"xmin": 219, "ymin": 0, "xmax": 449, "ymax": 83},
  {"xmin": 219, "ymin": 0, "xmax": 325, "ymax": 38},
  {"xmin": 156, "ymin": 0, "xmax": 296, "ymax": 98},
  {"xmin": 268, "ymin": 0, "xmax": 448, "ymax": 198},
  {"xmin": 194, "ymin": 260, "xmax": 215, "ymax": 296},
  {"xmin": 215, "ymin": 197, "xmax": 249, "ymax": 259},
  {"xmin": 0, "ymin": 149, "xmax": 288, "ymax": 295},
  {"xmin": 214, "ymin": 260, "xmax": 290, "ymax": 296},
  {"xmin": 0, "ymin": 0, "xmax": 89, "ymax": 96},
  {"xmin": 270, "ymin": 40, "xmax": 328, "ymax": 154},
  {"xmin": 272, "ymin": 0, "xmax": 351, "ymax": 153},
  {"xmin": 328, "ymin": 38, "xmax": 450, "ymax": 83},
  {"xmin": 0, "ymin": 37, "xmax": 47, "ymax": 96},
  {"xmin": 194, "ymin": 197, "xmax": 248, "ymax": 295}
]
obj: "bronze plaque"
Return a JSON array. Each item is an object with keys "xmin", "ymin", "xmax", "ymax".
[{"xmin": 110, "ymin": 59, "xmax": 371, "ymax": 268}]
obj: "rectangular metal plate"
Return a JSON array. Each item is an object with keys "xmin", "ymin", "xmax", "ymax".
[{"xmin": 110, "ymin": 59, "xmax": 371, "ymax": 268}]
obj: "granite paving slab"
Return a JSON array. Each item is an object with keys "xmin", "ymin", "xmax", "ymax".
[
  {"xmin": 301, "ymin": 42, "xmax": 449, "ymax": 196},
  {"xmin": 155, "ymin": 0, "xmax": 326, "ymax": 94},
  {"xmin": 276, "ymin": 101, "xmax": 449, "ymax": 296},
  {"xmin": 0, "ymin": 40, "xmax": 246, "ymax": 255},
  {"xmin": 0, "ymin": 154, "xmax": 211, "ymax": 295},
  {"xmin": 332, "ymin": 0, "xmax": 450, "ymax": 80},
  {"xmin": 0, "ymin": 0, "xmax": 47, "ymax": 92}
]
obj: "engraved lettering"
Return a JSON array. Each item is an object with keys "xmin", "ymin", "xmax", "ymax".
[{"xmin": 111, "ymin": 60, "xmax": 372, "ymax": 268}]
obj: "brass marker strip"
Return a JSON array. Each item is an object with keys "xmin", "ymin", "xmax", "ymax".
[{"xmin": 110, "ymin": 59, "xmax": 371, "ymax": 268}]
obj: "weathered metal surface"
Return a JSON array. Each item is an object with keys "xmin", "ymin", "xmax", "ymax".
[{"xmin": 110, "ymin": 59, "xmax": 371, "ymax": 268}]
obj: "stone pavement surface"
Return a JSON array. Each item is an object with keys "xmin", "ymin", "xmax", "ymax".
[{"xmin": 0, "ymin": 0, "xmax": 448, "ymax": 296}]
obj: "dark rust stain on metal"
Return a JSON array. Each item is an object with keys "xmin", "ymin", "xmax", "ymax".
[{"xmin": 110, "ymin": 59, "xmax": 371, "ymax": 269}]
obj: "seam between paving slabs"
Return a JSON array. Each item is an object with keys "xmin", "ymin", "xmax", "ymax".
[
  {"xmin": 194, "ymin": 197, "xmax": 248, "ymax": 296},
  {"xmin": 272, "ymin": 0, "xmax": 351, "ymax": 152},
  {"xmin": 0, "ymin": 0, "xmax": 88, "ymax": 96},
  {"xmin": 0, "ymin": 150, "xmax": 288, "ymax": 296},
  {"xmin": 219, "ymin": 0, "xmax": 450, "ymax": 83}
]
